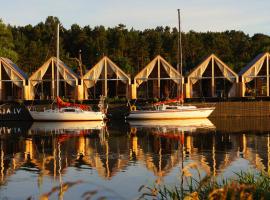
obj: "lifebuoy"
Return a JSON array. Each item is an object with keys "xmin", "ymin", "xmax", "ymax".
[{"xmin": 130, "ymin": 105, "xmax": 136, "ymax": 111}]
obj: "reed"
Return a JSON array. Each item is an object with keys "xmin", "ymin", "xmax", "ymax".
[{"xmin": 138, "ymin": 168, "xmax": 270, "ymax": 200}]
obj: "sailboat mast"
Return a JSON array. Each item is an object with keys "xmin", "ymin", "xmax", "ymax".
[
  {"xmin": 177, "ymin": 9, "xmax": 183, "ymax": 97},
  {"xmin": 56, "ymin": 23, "xmax": 60, "ymax": 97}
]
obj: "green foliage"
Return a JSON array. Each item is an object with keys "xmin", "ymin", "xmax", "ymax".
[
  {"xmin": 0, "ymin": 19, "xmax": 18, "ymax": 61},
  {"xmin": 1, "ymin": 17, "xmax": 270, "ymax": 76},
  {"xmin": 112, "ymin": 56, "xmax": 134, "ymax": 74},
  {"xmin": 106, "ymin": 96, "xmax": 127, "ymax": 104}
]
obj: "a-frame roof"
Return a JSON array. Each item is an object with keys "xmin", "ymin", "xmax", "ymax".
[
  {"xmin": 0, "ymin": 57, "xmax": 28, "ymax": 80},
  {"xmin": 239, "ymin": 52, "xmax": 270, "ymax": 76},
  {"xmin": 83, "ymin": 56, "xmax": 131, "ymax": 82},
  {"xmin": 187, "ymin": 54, "xmax": 238, "ymax": 83},
  {"xmin": 29, "ymin": 57, "xmax": 79, "ymax": 81},
  {"xmin": 134, "ymin": 55, "xmax": 182, "ymax": 86}
]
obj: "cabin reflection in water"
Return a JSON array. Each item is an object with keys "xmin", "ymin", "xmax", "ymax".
[{"xmin": 0, "ymin": 118, "xmax": 270, "ymax": 187}]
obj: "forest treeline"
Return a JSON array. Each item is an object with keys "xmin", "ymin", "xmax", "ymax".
[{"xmin": 1, "ymin": 16, "xmax": 270, "ymax": 76}]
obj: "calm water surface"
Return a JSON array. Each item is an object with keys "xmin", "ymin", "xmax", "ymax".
[{"xmin": 0, "ymin": 118, "xmax": 269, "ymax": 199}]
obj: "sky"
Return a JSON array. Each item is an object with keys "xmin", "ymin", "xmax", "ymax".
[{"xmin": 0, "ymin": 0, "xmax": 269, "ymax": 35}]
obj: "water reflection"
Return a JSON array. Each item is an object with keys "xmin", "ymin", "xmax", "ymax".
[{"xmin": 0, "ymin": 118, "xmax": 270, "ymax": 199}]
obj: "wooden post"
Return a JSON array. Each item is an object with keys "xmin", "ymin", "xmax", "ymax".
[
  {"xmin": 158, "ymin": 58, "xmax": 160, "ymax": 98},
  {"xmin": 131, "ymin": 83, "xmax": 137, "ymax": 99},
  {"xmin": 77, "ymin": 84, "xmax": 84, "ymax": 100},
  {"xmin": 104, "ymin": 58, "xmax": 108, "ymax": 97},
  {"xmin": 41, "ymin": 80, "xmax": 44, "ymax": 100},
  {"xmin": 22, "ymin": 79, "xmax": 25, "ymax": 100},
  {"xmin": 12, "ymin": 82, "xmax": 14, "ymax": 99},
  {"xmin": 267, "ymin": 135, "xmax": 270, "ymax": 175},
  {"xmin": 63, "ymin": 69, "xmax": 65, "ymax": 97},
  {"xmin": 146, "ymin": 68, "xmax": 149, "ymax": 99},
  {"xmin": 75, "ymin": 70, "xmax": 79, "ymax": 100},
  {"xmin": 211, "ymin": 57, "xmax": 215, "ymax": 97},
  {"xmin": 125, "ymin": 82, "xmax": 128, "ymax": 98},
  {"xmin": 147, "ymin": 79, "xmax": 149, "ymax": 99},
  {"xmin": 184, "ymin": 83, "xmax": 190, "ymax": 98},
  {"xmin": 267, "ymin": 54, "xmax": 269, "ymax": 96},
  {"xmin": 116, "ymin": 70, "xmax": 118, "ymax": 96},
  {"xmin": 241, "ymin": 81, "xmax": 245, "ymax": 97},
  {"xmin": 94, "ymin": 83, "xmax": 96, "ymax": 99},
  {"xmin": 52, "ymin": 60, "xmax": 55, "ymax": 99}
]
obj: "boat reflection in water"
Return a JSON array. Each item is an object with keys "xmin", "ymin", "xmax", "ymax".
[
  {"xmin": 30, "ymin": 121, "xmax": 105, "ymax": 133},
  {"xmin": 128, "ymin": 118, "xmax": 215, "ymax": 132},
  {"xmin": 0, "ymin": 118, "xmax": 269, "ymax": 199}
]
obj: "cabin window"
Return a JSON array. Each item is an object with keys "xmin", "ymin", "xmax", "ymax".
[
  {"xmin": 63, "ymin": 108, "xmax": 75, "ymax": 112},
  {"xmin": 166, "ymin": 106, "xmax": 178, "ymax": 109}
]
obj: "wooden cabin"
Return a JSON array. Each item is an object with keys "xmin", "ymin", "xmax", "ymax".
[
  {"xmin": 133, "ymin": 55, "xmax": 182, "ymax": 99},
  {"xmin": 82, "ymin": 56, "xmax": 131, "ymax": 99},
  {"xmin": 239, "ymin": 52, "xmax": 270, "ymax": 97},
  {"xmin": 186, "ymin": 54, "xmax": 239, "ymax": 98},
  {"xmin": 0, "ymin": 57, "xmax": 28, "ymax": 100},
  {"xmin": 28, "ymin": 57, "xmax": 79, "ymax": 100}
]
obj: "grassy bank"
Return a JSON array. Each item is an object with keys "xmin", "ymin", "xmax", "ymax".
[{"xmin": 139, "ymin": 164, "xmax": 270, "ymax": 200}]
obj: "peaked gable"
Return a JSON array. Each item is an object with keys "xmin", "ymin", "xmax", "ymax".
[
  {"xmin": 134, "ymin": 55, "xmax": 182, "ymax": 86},
  {"xmin": 83, "ymin": 56, "xmax": 131, "ymax": 89},
  {"xmin": 187, "ymin": 54, "xmax": 238, "ymax": 84}
]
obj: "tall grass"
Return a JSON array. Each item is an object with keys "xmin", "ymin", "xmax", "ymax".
[{"xmin": 138, "ymin": 163, "xmax": 270, "ymax": 200}]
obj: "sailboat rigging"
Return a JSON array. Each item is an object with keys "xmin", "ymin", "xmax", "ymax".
[
  {"xmin": 29, "ymin": 23, "xmax": 105, "ymax": 121},
  {"xmin": 126, "ymin": 10, "xmax": 215, "ymax": 120}
]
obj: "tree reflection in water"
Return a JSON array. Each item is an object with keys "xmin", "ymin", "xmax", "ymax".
[{"xmin": 0, "ymin": 118, "xmax": 269, "ymax": 199}]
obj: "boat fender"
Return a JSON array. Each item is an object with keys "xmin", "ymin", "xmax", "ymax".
[
  {"xmin": 130, "ymin": 105, "xmax": 136, "ymax": 111},
  {"xmin": 130, "ymin": 127, "xmax": 137, "ymax": 134}
]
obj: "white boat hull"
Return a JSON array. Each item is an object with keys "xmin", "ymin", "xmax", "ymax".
[
  {"xmin": 126, "ymin": 107, "xmax": 214, "ymax": 120},
  {"xmin": 30, "ymin": 110, "xmax": 105, "ymax": 121}
]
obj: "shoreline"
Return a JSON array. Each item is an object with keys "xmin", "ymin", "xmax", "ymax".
[{"xmin": 2, "ymin": 99, "xmax": 270, "ymax": 121}]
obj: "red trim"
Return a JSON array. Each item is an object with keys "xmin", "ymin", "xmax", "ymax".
[
  {"xmin": 57, "ymin": 96, "xmax": 90, "ymax": 110},
  {"xmin": 153, "ymin": 131, "xmax": 185, "ymax": 144},
  {"xmin": 153, "ymin": 96, "xmax": 184, "ymax": 106},
  {"xmin": 58, "ymin": 129, "xmax": 91, "ymax": 143}
]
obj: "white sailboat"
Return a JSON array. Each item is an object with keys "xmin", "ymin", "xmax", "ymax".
[
  {"xmin": 30, "ymin": 106, "xmax": 105, "ymax": 121},
  {"xmin": 126, "ymin": 104, "xmax": 214, "ymax": 120},
  {"xmin": 29, "ymin": 24, "xmax": 105, "ymax": 121},
  {"xmin": 126, "ymin": 10, "xmax": 215, "ymax": 120}
]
